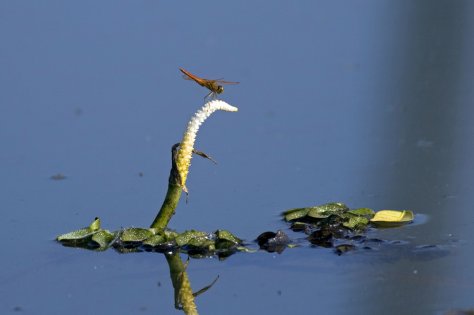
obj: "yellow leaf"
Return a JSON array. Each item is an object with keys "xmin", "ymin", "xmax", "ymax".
[{"xmin": 370, "ymin": 210, "xmax": 414, "ymax": 227}]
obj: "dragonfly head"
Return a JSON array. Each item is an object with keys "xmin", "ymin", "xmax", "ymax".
[{"xmin": 216, "ymin": 85, "xmax": 224, "ymax": 94}]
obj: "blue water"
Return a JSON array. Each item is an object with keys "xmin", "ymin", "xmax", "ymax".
[{"xmin": 1, "ymin": 1, "xmax": 474, "ymax": 314}]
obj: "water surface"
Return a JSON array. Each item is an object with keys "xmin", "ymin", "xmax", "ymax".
[{"xmin": 1, "ymin": 1, "xmax": 473, "ymax": 314}]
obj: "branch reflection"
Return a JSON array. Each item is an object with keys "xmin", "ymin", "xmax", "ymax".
[{"xmin": 165, "ymin": 252, "xmax": 219, "ymax": 315}]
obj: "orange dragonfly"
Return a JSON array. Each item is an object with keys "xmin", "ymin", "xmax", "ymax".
[{"xmin": 179, "ymin": 67, "xmax": 239, "ymax": 99}]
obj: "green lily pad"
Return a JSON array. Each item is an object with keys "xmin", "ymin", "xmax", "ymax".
[
  {"xmin": 89, "ymin": 217, "xmax": 101, "ymax": 231},
  {"xmin": 282, "ymin": 202, "xmax": 348, "ymax": 221},
  {"xmin": 175, "ymin": 230, "xmax": 209, "ymax": 247},
  {"xmin": 342, "ymin": 215, "xmax": 369, "ymax": 230},
  {"xmin": 282, "ymin": 208, "xmax": 310, "ymax": 221},
  {"xmin": 348, "ymin": 208, "xmax": 375, "ymax": 218},
  {"xmin": 215, "ymin": 230, "xmax": 242, "ymax": 244},
  {"xmin": 57, "ymin": 228, "xmax": 96, "ymax": 242},
  {"xmin": 120, "ymin": 228, "xmax": 155, "ymax": 242},
  {"xmin": 214, "ymin": 230, "xmax": 242, "ymax": 250},
  {"xmin": 141, "ymin": 234, "xmax": 167, "ymax": 247},
  {"xmin": 57, "ymin": 217, "xmax": 101, "ymax": 242},
  {"xmin": 307, "ymin": 202, "xmax": 348, "ymax": 219},
  {"xmin": 370, "ymin": 210, "xmax": 414, "ymax": 227},
  {"xmin": 186, "ymin": 237, "xmax": 215, "ymax": 251},
  {"xmin": 91, "ymin": 230, "xmax": 116, "ymax": 249},
  {"xmin": 163, "ymin": 230, "xmax": 179, "ymax": 242}
]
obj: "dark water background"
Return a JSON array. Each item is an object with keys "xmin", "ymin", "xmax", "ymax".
[{"xmin": 1, "ymin": 1, "xmax": 473, "ymax": 314}]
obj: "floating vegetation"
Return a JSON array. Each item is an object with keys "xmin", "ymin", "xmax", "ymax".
[
  {"xmin": 370, "ymin": 210, "xmax": 414, "ymax": 227},
  {"xmin": 58, "ymin": 205, "xmax": 415, "ymax": 257},
  {"xmin": 279, "ymin": 202, "xmax": 415, "ymax": 255},
  {"xmin": 283, "ymin": 202, "xmax": 413, "ymax": 230},
  {"xmin": 57, "ymin": 218, "xmax": 245, "ymax": 259}
]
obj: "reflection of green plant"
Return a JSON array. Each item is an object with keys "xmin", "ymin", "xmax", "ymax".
[
  {"xmin": 166, "ymin": 253, "xmax": 219, "ymax": 315},
  {"xmin": 166, "ymin": 253, "xmax": 198, "ymax": 315}
]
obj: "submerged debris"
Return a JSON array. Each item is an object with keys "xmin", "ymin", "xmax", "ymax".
[
  {"xmin": 256, "ymin": 230, "xmax": 290, "ymax": 253},
  {"xmin": 334, "ymin": 244, "xmax": 356, "ymax": 255},
  {"xmin": 50, "ymin": 173, "xmax": 67, "ymax": 180}
]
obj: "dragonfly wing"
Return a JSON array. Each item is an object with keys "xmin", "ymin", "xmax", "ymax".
[
  {"xmin": 215, "ymin": 80, "xmax": 240, "ymax": 85},
  {"xmin": 180, "ymin": 68, "xmax": 204, "ymax": 82}
]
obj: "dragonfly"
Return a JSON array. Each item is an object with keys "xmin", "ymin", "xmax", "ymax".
[{"xmin": 179, "ymin": 67, "xmax": 239, "ymax": 99}]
